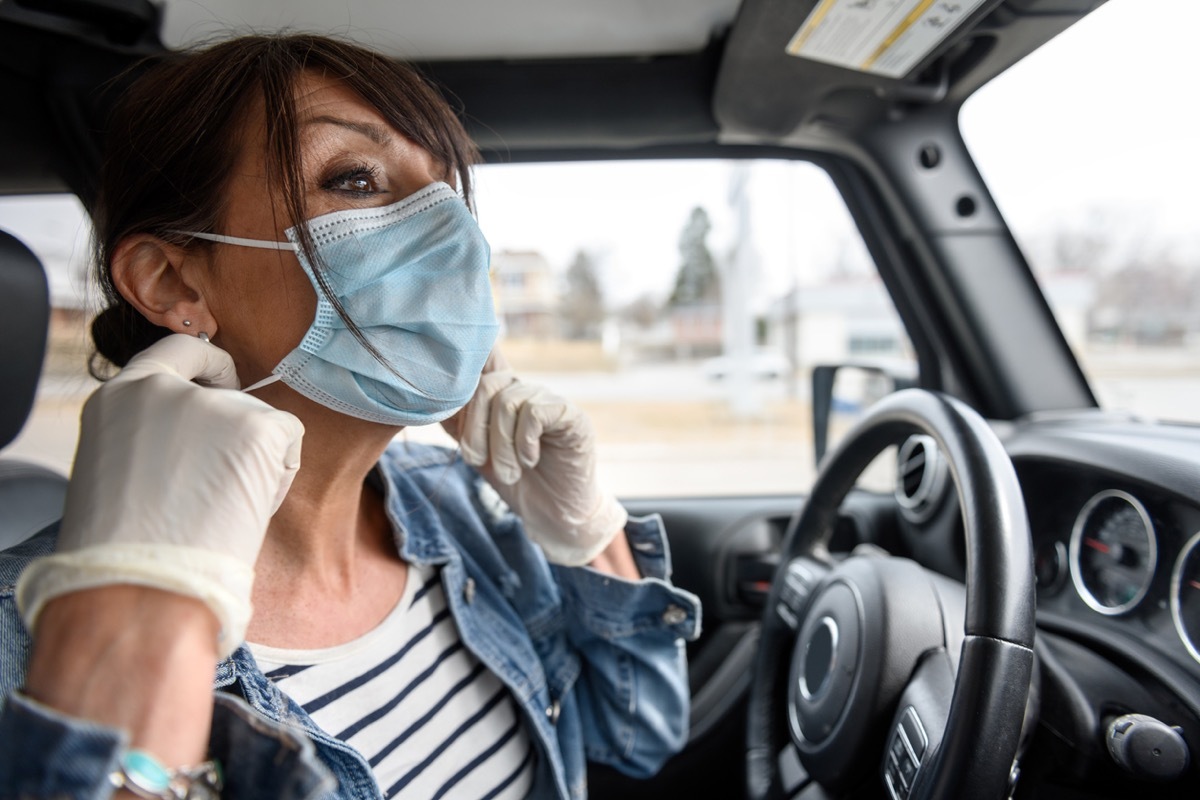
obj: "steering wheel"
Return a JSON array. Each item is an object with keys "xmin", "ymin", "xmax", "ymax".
[{"xmin": 746, "ymin": 389, "xmax": 1035, "ymax": 800}]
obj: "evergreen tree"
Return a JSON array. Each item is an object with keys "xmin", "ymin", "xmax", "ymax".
[
  {"xmin": 560, "ymin": 250, "xmax": 606, "ymax": 339},
  {"xmin": 668, "ymin": 206, "xmax": 720, "ymax": 306}
]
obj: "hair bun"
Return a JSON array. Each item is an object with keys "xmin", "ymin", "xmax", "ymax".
[{"xmin": 89, "ymin": 303, "xmax": 169, "ymax": 379}]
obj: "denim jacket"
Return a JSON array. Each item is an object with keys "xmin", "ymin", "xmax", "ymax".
[{"xmin": 0, "ymin": 443, "xmax": 702, "ymax": 799}]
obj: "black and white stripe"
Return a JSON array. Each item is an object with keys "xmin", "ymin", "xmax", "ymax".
[{"xmin": 251, "ymin": 564, "xmax": 535, "ymax": 799}]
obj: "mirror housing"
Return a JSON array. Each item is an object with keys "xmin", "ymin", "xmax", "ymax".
[{"xmin": 812, "ymin": 363, "xmax": 917, "ymax": 465}]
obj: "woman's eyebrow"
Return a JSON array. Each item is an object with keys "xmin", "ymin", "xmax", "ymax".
[{"xmin": 304, "ymin": 115, "xmax": 392, "ymax": 146}]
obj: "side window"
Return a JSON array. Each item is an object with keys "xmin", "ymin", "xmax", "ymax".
[
  {"xmin": 420, "ymin": 159, "xmax": 914, "ymax": 497},
  {"xmin": 2, "ymin": 165, "xmax": 916, "ymax": 498},
  {"xmin": 0, "ymin": 194, "xmax": 97, "ymax": 473}
]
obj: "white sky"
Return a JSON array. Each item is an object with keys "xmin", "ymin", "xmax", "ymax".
[
  {"xmin": 1, "ymin": 0, "xmax": 1195, "ymax": 310},
  {"xmin": 960, "ymin": 0, "xmax": 1200, "ymax": 265}
]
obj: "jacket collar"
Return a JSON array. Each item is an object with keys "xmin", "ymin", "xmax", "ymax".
[{"xmin": 371, "ymin": 446, "xmax": 457, "ymax": 566}]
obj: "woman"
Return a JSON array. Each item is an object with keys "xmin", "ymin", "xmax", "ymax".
[{"xmin": 0, "ymin": 35, "xmax": 699, "ymax": 799}]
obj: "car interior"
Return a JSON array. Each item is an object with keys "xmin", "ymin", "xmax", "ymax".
[{"xmin": 1, "ymin": 0, "xmax": 1199, "ymax": 798}]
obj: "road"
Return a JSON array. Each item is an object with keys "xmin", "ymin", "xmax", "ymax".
[{"xmin": 10, "ymin": 360, "xmax": 1200, "ymax": 499}]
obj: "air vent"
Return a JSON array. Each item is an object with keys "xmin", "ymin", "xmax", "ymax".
[{"xmin": 895, "ymin": 435, "xmax": 948, "ymax": 524}]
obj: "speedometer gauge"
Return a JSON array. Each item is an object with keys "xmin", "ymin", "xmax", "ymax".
[
  {"xmin": 1171, "ymin": 531, "xmax": 1200, "ymax": 664},
  {"xmin": 1069, "ymin": 490, "xmax": 1157, "ymax": 615}
]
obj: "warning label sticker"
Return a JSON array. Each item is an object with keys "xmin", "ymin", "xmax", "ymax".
[{"xmin": 786, "ymin": 0, "xmax": 989, "ymax": 79}]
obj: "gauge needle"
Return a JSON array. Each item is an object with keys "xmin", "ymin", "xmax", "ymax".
[
  {"xmin": 1190, "ymin": 579, "xmax": 1200, "ymax": 591},
  {"xmin": 1084, "ymin": 538, "xmax": 1110, "ymax": 554}
]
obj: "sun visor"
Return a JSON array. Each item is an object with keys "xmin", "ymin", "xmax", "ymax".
[{"xmin": 785, "ymin": 0, "xmax": 989, "ymax": 79}]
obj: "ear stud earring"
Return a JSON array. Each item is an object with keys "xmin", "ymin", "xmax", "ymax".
[{"xmin": 181, "ymin": 319, "xmax": 210, "ymax": 342}]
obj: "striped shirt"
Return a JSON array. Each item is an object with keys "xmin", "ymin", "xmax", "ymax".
[{"xmin": 249, "ymin": 563, "xmax": 536, "ymax": 799}]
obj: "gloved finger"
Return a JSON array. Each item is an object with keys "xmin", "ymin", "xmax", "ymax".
[
  {"xmin": 440, "ymin": 407, "xmax": 465, "ymax": 441},
  {"xmin": 448, "ymin": 348, "xmax": 513, "ymax": 445},
  {"xmin": 265, "ymin": 409, "xmax": 305, "ymax": 513},
  {"xmin": 479, "ymin": 346, "xmax": 512, "ymax": 375},
  {"xmin": 267, "ymin": 409, "xmax": 306, "ymax": 471},
  {"xmin": 489, "ymin": 382, "xmax": 541, "ymax": 484},
  {"xmin": 458, "ymin": 374, "xmax": 499, "ymax": 464},
  {"xmin": 459, "ymin": 370, "xmax": 516, "ymax": 466},
  {"xmin": 513, "ymin": 401, "xmax": 543, "ymax": 470},
  {"xmin": 513, "ymin": 388, "xmax": 578, "ymax": 470},
  {"xmin": 116, "ymin": 334, "xmax": 240, "ymax": 390}
]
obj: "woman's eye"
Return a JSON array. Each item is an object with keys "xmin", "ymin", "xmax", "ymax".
[{"xmin": 323, "ymin": 165, "xmax": 382, "ymax": 194}]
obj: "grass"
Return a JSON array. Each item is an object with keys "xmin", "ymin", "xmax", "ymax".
[{"xmin": 579, "ymin": 399, "xmax": 811, "ymax": 444}]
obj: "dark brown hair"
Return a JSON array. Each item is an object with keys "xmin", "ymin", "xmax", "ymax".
[{"xmin": 89, "ymin": 33, "xmax": 479, "ymax": 378}]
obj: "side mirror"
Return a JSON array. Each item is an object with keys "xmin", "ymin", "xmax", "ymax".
[{"xmin": 812, "ymin": 363, "xmax": 917, "ymax": 466}]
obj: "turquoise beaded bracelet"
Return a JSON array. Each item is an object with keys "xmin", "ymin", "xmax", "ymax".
[{"xmin": 109, "ymin": 748, "xmax": 223, "ymax": 800}]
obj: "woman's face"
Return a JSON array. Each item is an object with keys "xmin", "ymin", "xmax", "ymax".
[{"xmin": 190, "ymin": 71, "xmax": 444, "ymax": 388}]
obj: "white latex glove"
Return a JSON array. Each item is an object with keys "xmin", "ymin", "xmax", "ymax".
[
  {"xmin": 16, "ymin": 334, "xmax": 304, "ymax": 657},
  {"xmin": 443, "ymin": 351, "xmax": 627, "ymax": 566}
]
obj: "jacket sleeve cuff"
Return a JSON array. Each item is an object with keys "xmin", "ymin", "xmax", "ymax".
[
  {"xmin": 552, "ymin": 513, "xmax": 701, "ymax": 642},
  {"xmin": 0, "ymin": 691, "xmax": 125, "ymax": 798},
  {"xmin": 0, "ymin": 691, "xmax": 334, "ymax": 800}
]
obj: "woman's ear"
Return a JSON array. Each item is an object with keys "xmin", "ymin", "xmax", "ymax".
[{"xmin": 111, "ymin": 234, "xmax": 217, "ymax": 337}]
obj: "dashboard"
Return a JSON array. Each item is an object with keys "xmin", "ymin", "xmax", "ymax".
[
  {"xmin": 892, "ymin": 412, "xmax": 1200, "ymax": 792},
  {"xmin": 1020, "ymin": 461, "xmax": 1200, "ymax": 675},
  {"xmin": 896, "ymin": 412, "xmax": 1200, "ymax": 680},
  {"xmin": 1004, "ymin": 414, "xmax": 1200, "ymax": 681}
]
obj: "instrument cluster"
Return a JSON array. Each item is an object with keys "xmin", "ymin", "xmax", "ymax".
[{"xmin": 1030, "ymin": 479, "xmax": 1200, "ymax": 670}]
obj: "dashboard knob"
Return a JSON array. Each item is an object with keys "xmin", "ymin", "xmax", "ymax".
[{"xmin": 1104, "ymin": 714, "xmax": 1190, "ymax": 781}]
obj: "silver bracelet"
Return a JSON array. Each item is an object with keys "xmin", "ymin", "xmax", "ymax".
[{"xmin": 109, "ymin": 749, "xmax": 223, "ymax": 800}]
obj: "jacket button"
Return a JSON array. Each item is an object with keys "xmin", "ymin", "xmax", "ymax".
[
  {"xmin": 662, "ymin": 605, "xmax": 687, "ymax": 625},
  {"xmin": 546, "ymin": 699, "xmax": 561, "ymax": 725},
  {"xmin": 463, "ymin": 578, "xmax": 476, "ymax": 604}
]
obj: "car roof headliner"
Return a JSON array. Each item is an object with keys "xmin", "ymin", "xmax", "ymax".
[
  {"xmin": 0, "ymin": 0, "xmax": 1106, "ymax": 202},
  {"xmin": 160, "ymin": 0, "xmax": 743, "ymax": 60}
]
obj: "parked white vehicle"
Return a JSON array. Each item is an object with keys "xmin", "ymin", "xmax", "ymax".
[{"xmin": 701, "ymin": 350, "xmax": 790, "ymax": 380}]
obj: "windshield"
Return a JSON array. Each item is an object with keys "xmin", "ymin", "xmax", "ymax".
[{"xmin": 961, "ymin": 0, "xmax": 1200, "ymax": 423}]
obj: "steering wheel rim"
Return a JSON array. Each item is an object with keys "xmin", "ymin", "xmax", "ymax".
[{"xmin": 746, "ymin": 389, "xmax": 1035, "ymax": 800}]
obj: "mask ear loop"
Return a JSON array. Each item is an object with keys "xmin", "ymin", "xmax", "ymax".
[
  {"xmin": 179, "ymin": 316, "xmax": 279, "ymax": 393},
  {"xmin": 172, "ymin": 230, "xmax": 298, "ymax": 251},
  {"xmin": 172, "ymin": 232, "xmax": 295, "ymax": 395},
  {"xmin": 242, "ymin": 374, "xmax": 283, "ymax": 394}
]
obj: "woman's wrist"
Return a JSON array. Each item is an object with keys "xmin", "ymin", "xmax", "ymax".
[
  {"xmin": 24, "ymin": 585, "xmax": 220, "ymax": 767},
  {"xmin": 587, "ymin": 528, "xmax": 641, "ymax": 579}
]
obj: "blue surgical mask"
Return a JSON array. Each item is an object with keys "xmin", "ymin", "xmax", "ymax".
[{"xmin": 180, "ymin": 182, "xmax": 499, "ymax": 426}]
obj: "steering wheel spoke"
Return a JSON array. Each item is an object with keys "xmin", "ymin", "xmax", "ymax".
[
  {"xmin": 883, "ymin": 651, "xmax": 954, "ymax": 799},
  {"xmin": 774, "ymin": 557, "xmax": 829, "ymax": 630}
]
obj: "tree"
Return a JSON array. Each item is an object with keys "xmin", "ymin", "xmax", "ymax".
[
  {"xmin": 559, "ymin": 249, "xmax": 606, "ymax": 339},
  {"xmin": 1030, "ymin": 207, "xmax": 1138, "ymax": 276},
  {"xmin": 668, "ymin": 206, "xmax": 720, "ymax": 306},
  {"xmin": 1091, "ymin": 259, "xmax": 1196, "ymax": 345}
]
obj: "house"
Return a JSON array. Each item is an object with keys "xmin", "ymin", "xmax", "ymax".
[{"xmin": 490, "ymin": 249, "xmax": 557, "ymax": 339}]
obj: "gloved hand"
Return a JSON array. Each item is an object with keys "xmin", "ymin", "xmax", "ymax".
[
  {"xmin": 443, "ymin": 351, "xmax": 627, "ymax": 566},
  {"xmin": 16, "ymin": 334, "xmax": 304, "ymax": 657}
]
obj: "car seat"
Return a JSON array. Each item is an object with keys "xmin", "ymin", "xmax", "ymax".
[{"xmin": 0, "ymin": 229, "xmax": 68, "ymax": 550}]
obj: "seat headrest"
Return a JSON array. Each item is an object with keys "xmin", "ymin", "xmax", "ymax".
[{"xmin": 0, "ymin": 229, "xmax": 50, "ymax": 449}]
